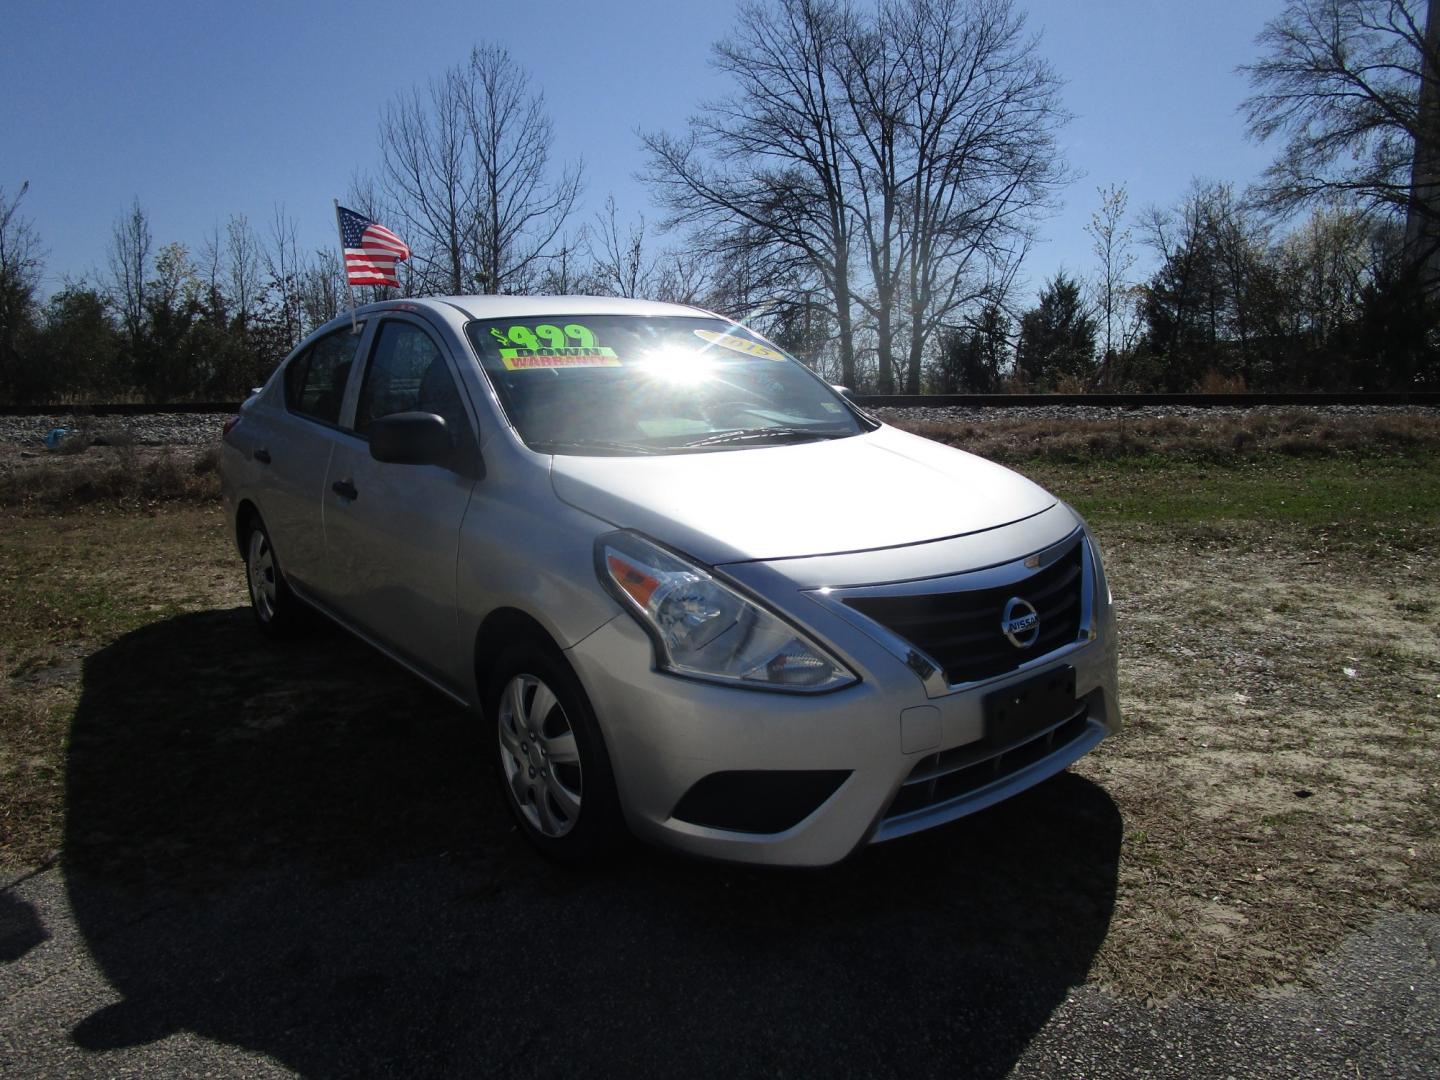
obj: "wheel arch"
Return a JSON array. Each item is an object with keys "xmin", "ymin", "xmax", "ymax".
[
  {"xmin": 473, "ymin": 607, "xmax": 561, "ymax": 700},
  {"xmin": 234, "ymin": 499, "xmax": 262, "ymax": 558}
]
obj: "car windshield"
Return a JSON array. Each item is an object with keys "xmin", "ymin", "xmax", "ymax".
[{"xmin": 464, "ymin": 315, "xmax": 871, "ymax": 455}]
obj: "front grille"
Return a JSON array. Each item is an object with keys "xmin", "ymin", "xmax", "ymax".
[
  {"xmin": 844, "ymin": 538, "xmax": 1084, "ymax": 685},
  {"xmin": 884, "ymin": 710, "xmax": 1091, "ymax": 821}
]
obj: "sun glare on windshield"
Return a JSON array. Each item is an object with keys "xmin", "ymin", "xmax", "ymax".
[
  {"xmin": 466, "ymin": 314, "xmax": 874, "ymax": 455},
  {"xmin": 634, "ymin": 347, "xmax": 717, "ymax": 386}
]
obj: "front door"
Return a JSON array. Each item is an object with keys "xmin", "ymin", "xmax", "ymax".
[{"xmin": 321, "ymin": 316, "xmax": 481, "ymax": 693}]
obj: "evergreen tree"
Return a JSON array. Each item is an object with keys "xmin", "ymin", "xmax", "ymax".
[
  {"xmin": 1015, "ymin": 274, "xmax": 1096, "ymax": 387},
  {"xmin": 39, "ymin": 287, "xmax": 124, "ymax": 400},
  {"xmin": 932, "ymin": 304, "xmax": 1010, "ymax": 392}
]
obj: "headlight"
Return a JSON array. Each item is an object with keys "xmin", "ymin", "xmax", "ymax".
[
  {"xmin": 1062, "ymin": 502, "xmax": 1112, "ymax": 608},
  {"xmin": 597, "ymin": 531, "xmax": 857, "ymax": 692}
]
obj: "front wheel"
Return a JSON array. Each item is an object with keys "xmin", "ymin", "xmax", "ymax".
[{"xmin": 488, "ymin": 644, "xmax": 623, "ymax": 864}]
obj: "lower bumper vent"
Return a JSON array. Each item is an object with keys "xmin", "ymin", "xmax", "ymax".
[
  {"xmin": 672, "ymin": 770, "xmax": 851, "ymax": 834},
  {"xmin": 884, "ymin": 711, "xmax": 1091, "ymax": 821}
]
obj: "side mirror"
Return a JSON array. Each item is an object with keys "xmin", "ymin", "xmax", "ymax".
[
  {"xmin": 369, "ymin": 412, "xmax": 452, "ymax": 465},
  {"xmin": 831, "ymin": 384, "xmax": 856, "ymax": 401}
]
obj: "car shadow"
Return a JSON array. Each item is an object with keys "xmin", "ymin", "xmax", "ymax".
[{"xmin": 64, "ymin": 608, "xmax": 1121, "ymax": 1079}]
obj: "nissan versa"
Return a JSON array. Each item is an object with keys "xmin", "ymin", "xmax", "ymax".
[{"xmin": 220, "ymin": 295, "xmax": 1120, "ymax": 866}]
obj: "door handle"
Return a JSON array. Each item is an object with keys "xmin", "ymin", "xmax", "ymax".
[
  {"xmin": 253, "ymin": 448, "xmax": 271, "ymax": 464},
  {"xmin": 331, "ymin": 479, "xmax": 358, "ymax": 500}
]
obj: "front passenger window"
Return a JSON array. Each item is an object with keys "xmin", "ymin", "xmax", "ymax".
[{"xmin": 355, "ymin": 321, "xmax": 470, "ymax": 438}]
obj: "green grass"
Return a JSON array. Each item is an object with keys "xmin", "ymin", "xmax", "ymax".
[
  {"xmin": 1021, "ymin": 454, "xmax": 1440, "ymax": 527},
  {"xmin": 0, "ymin": 506, "xmax": 244, "ymax": 870},
  {"xmin": 0, "ymin": 512, "xmax": 230, "ymax": 656}
]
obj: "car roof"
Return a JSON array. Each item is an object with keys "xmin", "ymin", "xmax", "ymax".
[{"xmin": 358, "ymin": 295, "xmax": 716, "ymax": 321}]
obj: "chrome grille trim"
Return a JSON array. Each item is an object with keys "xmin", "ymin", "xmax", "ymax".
[
  {"xmin": 872, "ymin": 715, "xmax": 1106, "ymax": 843},
  {"xmin": 804, "ymin": 528, "xmax": 1095, "ymax": 699}
]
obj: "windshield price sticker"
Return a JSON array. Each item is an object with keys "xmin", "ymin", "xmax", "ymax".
[
  {"xmin": 492, "ymin": 323, "xmax": 599, "ymax": 349},
  {"xmin": 500, "ymin": 347, "xmax": 621, "ymax": 370},
  {"xmin": 693, "ymin": 329, "xmax": 788, "ymax": 361}
]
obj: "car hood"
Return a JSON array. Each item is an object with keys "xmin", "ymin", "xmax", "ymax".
[{"xmin": 549, "ymin": 424, "xmax": 1056, "ymax": 565}]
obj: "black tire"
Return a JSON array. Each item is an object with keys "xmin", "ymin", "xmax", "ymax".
[
  {"xmin": 242, "ymin": 514, "xmax": 305, "ymax": 639},
  {"xmin": 487, "ymin": 641, "xmax": 624, "ymax": 865}
]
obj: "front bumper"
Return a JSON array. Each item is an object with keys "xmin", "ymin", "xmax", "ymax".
[{"xmin": 564, "ymin": 555, "xmax": 1120, "ymax": 867}]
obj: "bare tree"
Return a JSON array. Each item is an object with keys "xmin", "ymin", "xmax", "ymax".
[
  {"xmin": 532, "ymin": 228, "xmax": 601, "ymax": 295},
  {"xmin": 226, "ymin": 214, "xmax": 263, "ymax": 328},
  {"xmin": 151, "ymin": 241, "xmax": 199, "ymax": 314},
  {"xmin": 378, "ymin": 70, "xmax": 473, "ymax": 293},
  {"xmin": 297, "ymin": 248, "xmax": 345, "ymax": 330},
  {"xmin": 1204, "ymin": 184, "xmax": 1273, "ymax": 372},
  {"xmin": 108, "ymin": 198, "xmax": 151, "ymax": 345},
  {"xmin": 643, "ymin": 0, "xmax": 862, "ymax": 385},
  {"xmin": 888, "ymin": 0, "xmax": 1068, "ymax": 393},
  {"xmin": 588, "ymin": 196, "xmax": 663, "ymax": 298},
  {"xmin": 0, "ymin": 183, "xmax": 42, "ymax": 292},
  {"xmin": 198, "ymin": 225, "xmax": 225, "ymax": 309},
  {"xmin": 1241, "ymin": 1, "xmax": 1438, "ymax": 263},
  {"xmin": 1085, "ymin": 183, "xmax": 1135, "ymax": 361},
  {"xmin": 374, "ymin": 44, "xmax": 582, "ymax": 295},
  {"xmin": 266, "ymin": 205, "xmax": 303, "ymax": 348},
  {"xmin": 0, "ymin": 182, "xmax": 44, "ymax": 399},
  {"xmin": 644, "ymin": 0, "xmax": 1068, "ymax": 392},
  {"xmin": 1407, "ymin": 1, "xmax": 1440, "ymax": 275},
  {"xmin": 651, "ymin": 248, "xmax": 717, "ymax": 306},
  {"xmin": 1271, "ymin": 204, "xmax": 1373, "ymax": 343},
  {"xmin": 464, "ymin": 44, "xmax": 583, "ymax": 292},
  {"xmin": 1139, "ymin": 189, "xmax": 1217, "ymax": 371},
  {"xmin": 837, "ymin": 5, "xmax": 907, "ymax": 391}
]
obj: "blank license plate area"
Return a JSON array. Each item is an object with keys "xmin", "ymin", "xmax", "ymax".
[{"xmin": 983, "ymin": 667, "xmax": 1077, "ymax": 749}]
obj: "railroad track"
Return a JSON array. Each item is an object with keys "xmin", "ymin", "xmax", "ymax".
[{"xmin": 2, "ymin": 392, "xmax": 1438, "ymax": 416}]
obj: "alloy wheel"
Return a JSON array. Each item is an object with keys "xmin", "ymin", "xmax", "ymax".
[
  {"xmin": 247, "ymin": 529, "xmax": 278, "ymax": 623},
  {"xmin": 496, "ymin": 673, "xmax": 584, "ymax": 837}
]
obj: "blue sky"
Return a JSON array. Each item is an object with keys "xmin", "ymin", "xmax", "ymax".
[{"xmin": 2, "ymin": 0, "xmax": 1283, "ymax": 303}]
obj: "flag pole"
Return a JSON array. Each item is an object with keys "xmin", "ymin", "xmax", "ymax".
[{"xmin": 333, "ymin": 199, "xmax": 359, "ymax": 335}]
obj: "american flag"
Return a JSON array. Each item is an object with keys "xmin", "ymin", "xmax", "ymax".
[{"xmin": 337, "ymin": 205, "xmax": 410, "ymax": 287}]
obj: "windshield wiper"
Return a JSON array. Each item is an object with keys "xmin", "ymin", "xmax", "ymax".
[
  {"xmin": 530, "ymin": 438, "xmax": 664, "ymax": 456},
  {"xmin": 681, "ymin": 426, "xmax": 842, "ymax": 448}
]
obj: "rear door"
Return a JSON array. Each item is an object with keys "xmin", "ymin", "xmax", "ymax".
[
  {"xmin": 256, "ymin": 324, "xmax": 369, "ymax": 592},
  {"xmin": 321, "ymin": 315, "xmax": 481, "ymax": 692}
]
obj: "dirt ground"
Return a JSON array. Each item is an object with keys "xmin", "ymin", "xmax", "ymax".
[
  {"xmin": 1078, "ymin": 521, "xmax": 1440, "ymax": 999},
  {"xmin": 2, "ymin": 464, "xmax": 1438, "ymax": 1003}
]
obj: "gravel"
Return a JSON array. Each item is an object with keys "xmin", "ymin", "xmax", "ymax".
[
  {"xmin": 870, "ymin": 402, "xmax": 1440, "ymax": 425},
  {"xmin": 2, "ymin": 403, "xmax": 1435, "ymax": 451},
  {"xmin": 0, "ymin": 413, "xmax": 231, "ymax": 449}
]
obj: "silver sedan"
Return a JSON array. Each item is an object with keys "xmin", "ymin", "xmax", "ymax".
[{"xmin": 221, "ymin": 295, "xmax": 1120, "ymax": 866}]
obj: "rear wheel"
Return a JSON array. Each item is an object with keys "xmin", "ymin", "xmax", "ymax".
[
  {"xmin": 244, "ymin": 516, "xmax": 304, "ymax": 638},
  {"xmin": 488, "ymin": 643, "xmax": 623, "ymax": 864}
]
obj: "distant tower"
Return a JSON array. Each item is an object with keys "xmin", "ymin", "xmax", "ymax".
[{"xmin": 1405, "ymin": 0, "xmax": 1440, "ymax": 289}]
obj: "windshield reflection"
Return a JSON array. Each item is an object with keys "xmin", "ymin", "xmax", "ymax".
[{"xmin": 465, "ymin": 315, "xmax": 870, "ymax": 455}]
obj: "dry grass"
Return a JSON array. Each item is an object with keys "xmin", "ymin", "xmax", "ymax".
[
  {"xmin": 1193, "ymin": 369, "xmax": 1249, "ymax": 394},
  {"xmin": 0, "ymin": 506, "xmax": 244, "ymax": 868},
  {"xmin": 888, "ymin": 408, "xmax": 1440, "ymax": 465},
  {"xmin": 1075, "ymin": 520, "xmax": 1440, "ymax": 1000},
  {"xmin": 0, "ymin": 443, "xmax": 221, "ymax": 510}
]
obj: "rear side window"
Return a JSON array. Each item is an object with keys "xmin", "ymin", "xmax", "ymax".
[
  {"xmin": 355, "ymin": 321, "xmax": 470, "ymax": 437},
  {"xmin": 284, "ymin": 327, "xmax": 362, "ymax": 425}
]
